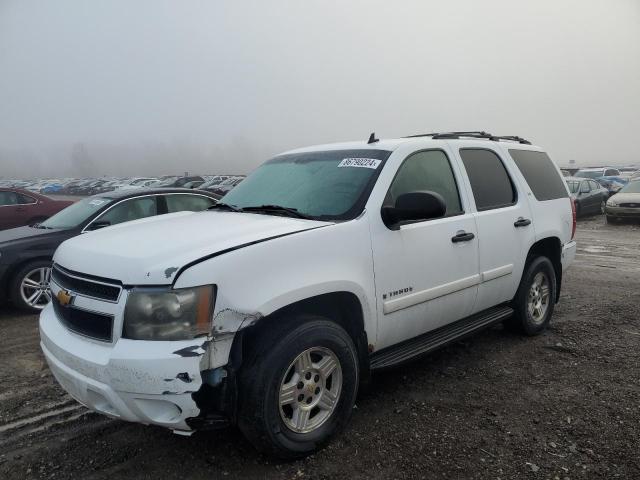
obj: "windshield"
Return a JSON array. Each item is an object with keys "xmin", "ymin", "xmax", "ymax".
[
  {"xmin": 575, "ymin": 170, "xmax": 602, "ymax": 179},
  {"xmin": 620, "ymin": 181, "xmax": 640, "ymax": 194},
  {"xmin": 222, "ymin": 149, "xmax": 391, "ymax": 220},
  {"xmin": 565, "ymin": 180, "xmax": 580, "ymax": 193},
  {"xmin": 41, "ymin": 197, "xmax": 113, "ymax": 229}
]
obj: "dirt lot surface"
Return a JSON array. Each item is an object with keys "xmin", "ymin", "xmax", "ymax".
[{"xmin": 1, "ymin": 216, "xmax": 638, "ymax": 479}]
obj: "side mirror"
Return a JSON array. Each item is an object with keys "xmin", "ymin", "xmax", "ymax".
[
  {"xmin": 381, "ymin": 191, "xmax": 446, "ymax": 229},
  {"xmin": 86, "ymin": 220, "xmax": 111, "ymax": 231}
]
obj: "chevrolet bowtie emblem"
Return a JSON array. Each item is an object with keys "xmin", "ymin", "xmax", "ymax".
[{"xmin": 57, "ymin": 289, "xmax": 74, "ymax": 307}]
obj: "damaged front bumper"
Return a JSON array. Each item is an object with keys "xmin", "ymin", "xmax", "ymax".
[{"xmin": 39, "ymin": 303, "xmax": 237, "ymax": 433}]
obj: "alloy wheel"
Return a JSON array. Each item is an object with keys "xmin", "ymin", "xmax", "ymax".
[
  {"xmin": 20, "ymin": 267, "xmax": 52, "ymax": 310},
  {"xmin": 279, "ymin": 347, "xmax": 342, "ymax": 434},
  {"xmin": 527, "ymin": 271, "xmax": 550, "ymax": 325}
]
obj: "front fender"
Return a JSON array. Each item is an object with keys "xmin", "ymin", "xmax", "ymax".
[{"xmin": 173, "ymin": 218, "xmax": 377, "ymax": 368}]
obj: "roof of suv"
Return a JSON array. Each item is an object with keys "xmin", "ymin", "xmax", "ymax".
[{"xmin": 283, "ymin": 132, "xmax": 541, "ymax": 155}]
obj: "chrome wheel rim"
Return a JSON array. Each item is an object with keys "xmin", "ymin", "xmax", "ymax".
[
  {"xmin": 20, "ymin": 267, "xmax": 52, "ymax": 309},
  {"xmin": 527, "ymin": 271, "xmax": 550, "ymax": 324},
  {"xmin": 279, "ymin": 346, "xmax": 342, "ymax": 434}
]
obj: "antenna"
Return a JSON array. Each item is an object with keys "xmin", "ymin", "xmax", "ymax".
[{"xmin": 367, "ymin": 132, "xmax": 379, "ymax": 144}]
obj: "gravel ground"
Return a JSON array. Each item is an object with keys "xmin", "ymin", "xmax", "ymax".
[{"xmin": 1, "ymin": 215, "xmax": 638, "ymax": 479}]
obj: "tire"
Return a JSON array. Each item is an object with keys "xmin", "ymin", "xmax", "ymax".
[
  {"xmin": 505, "ymin": 256, "xmax": 556, "ymax": 336},
  {"xmin": 237, "ymin": 316, "xmax": 359, "ymax": 459},
  {"xmin": 10, "ymin": 259, "xmax": 53, "ymax": 313},
  {"xmin": 606, "ymin": 215, "xmax": 613, "ymax": 224}
]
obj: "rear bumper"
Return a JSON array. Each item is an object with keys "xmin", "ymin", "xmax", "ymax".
[
  {"xmin": 39, "ymin": 303, "xmax": 234, "ymax": 432},
  {"xmin": 561, "ymin": 240, "xmax": 577, "ymax": 270}
]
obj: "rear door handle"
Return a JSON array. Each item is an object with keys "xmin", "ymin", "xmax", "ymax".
[
  {"xmin": 451, "ymin": 231, "xmax": 475, "ymax": 243},
  {"xmin": 514, "ymin": 217, "xmax": 531, "ymax": 227}
]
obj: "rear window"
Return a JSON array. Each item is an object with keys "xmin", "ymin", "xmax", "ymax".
[
  {"xmin": 459, "ymin": 149, "xmax": 516, "ymax": 211},
  {"xmin": 508, "ymin": 150, "xmax": 568, "ymax": 201}
]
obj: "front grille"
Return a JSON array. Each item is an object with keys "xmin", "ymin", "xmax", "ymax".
[
  {"xmin": 52, "ymin": 297, "xmax": 114, "ymax": 342},
  {"xmin": 51, "ymin": 265, "xmax": 121, "ymax": 302},
  {"xmin": 619, "ymin": 203, "xmax": 640, "ymax": 208}
]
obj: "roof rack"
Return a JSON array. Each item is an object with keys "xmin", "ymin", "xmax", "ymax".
[{"xmin": 404, "ymin": 131, "xmax": 531, "ymax": 145}]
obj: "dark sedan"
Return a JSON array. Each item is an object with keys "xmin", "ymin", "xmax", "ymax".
[
  {"xmin": 0, "ymin": 189, "xmax": 73, "ymax": 231},
  {"xmin": 0, "ymin": 188, "xmax": 218, "ymax": 312},
  {"xmin": 565, "ymin": 177, "xmax": 609, "ymax": 217}
]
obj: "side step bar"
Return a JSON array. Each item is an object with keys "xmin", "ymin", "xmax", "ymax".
[{"xmin": 369, "ymin": 305, "xmax": 514, "ymax": 369}]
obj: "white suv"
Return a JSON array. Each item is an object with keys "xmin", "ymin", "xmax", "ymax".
[{"xmin": 40, "ymin": 131, "xmax": 577, "ymax": 458}]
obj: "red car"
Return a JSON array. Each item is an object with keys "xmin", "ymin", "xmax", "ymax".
[{"xmin": 0, "ymin": 188, "xmax": 74, "ymax": 230}]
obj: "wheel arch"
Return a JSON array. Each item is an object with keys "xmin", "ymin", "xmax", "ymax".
[
  {"xmin": 525, "ymin": 236, "xmax": 562, "ymax": 302},
  {"xmin": 234, "ymin": 291, "xmax": 371, "ymax": 383}
]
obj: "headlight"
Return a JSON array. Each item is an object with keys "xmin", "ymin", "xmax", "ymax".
[
  {"xmin": 123, "ymin": 285, "xmax": 214, "ymax": 340},
  {"xmin": 607, "ymin": 199, "xmax": 618, "ymax": 207}
]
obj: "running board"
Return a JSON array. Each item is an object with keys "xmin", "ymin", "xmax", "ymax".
[{"xmin": 370, "ymin": 305, "xmax": 514, "ymax": 369}]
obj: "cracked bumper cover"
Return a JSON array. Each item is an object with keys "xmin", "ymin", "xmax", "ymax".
[{"xmin": 39, "ymin": 303, "xmax": 237, "ymax": 432}]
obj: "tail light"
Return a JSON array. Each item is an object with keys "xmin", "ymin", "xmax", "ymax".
[{"xmin": 570, "ymin": 198, "xmax": 577, "ymax": 240}]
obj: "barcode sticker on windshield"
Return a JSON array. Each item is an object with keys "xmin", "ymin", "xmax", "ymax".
[{"xmin": 338, "ymin": 158, "xmax": 382, "ymax": 169}]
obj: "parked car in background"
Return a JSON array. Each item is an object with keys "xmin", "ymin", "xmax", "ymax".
[
  {"xmin": 40, "ymin": 182, "xmax": 65, "ymax": 194},
  {"xmin": 0, "ymin": 188, "xmax": 219, "ymax": 311},
  {"xmin": 156, "ymin": 175, "xmax": 205, "ymax": 188},
  {"xmin": 575, "ymin": 167, "xmax": 621, "ymax": 179},
  {"xmin": 595, "ymin": 177, "xmax": 626, "ymax": 196},
  {"xmin": 0, "ymin": 188, "xmax": 73, "ymax": 231},
  {"xmin": 605, "ymin": 180, "xmax": 640, "ymax": 223},
  {"xmin": 565, "ymin": 177, "xmax": 609, "ymax": 216},
  {"xmin": 205, "ymin": 176, "xmax": 245, "ymax": 195}
]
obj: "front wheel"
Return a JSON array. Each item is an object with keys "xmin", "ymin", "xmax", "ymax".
[
  {"xmin": 505, "ymin": 256, "xmax": 557, "ymax": 335},
  {"xmin": 10, "ymin": 260, "xmax": 53, "ymax": 312},
  {"xmin": 237, "ymin": 317, "xmax": 359, "ymax": 458}
]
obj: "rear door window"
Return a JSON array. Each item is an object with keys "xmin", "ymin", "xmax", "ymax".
[
  {"xmin": 508, "ymin": 150, "xmax": 568, "ymax": 201},
  {"xmin": 17, "ymin": 193, "xmax": 37, "ymax": 205},
  {"xmin": 165, "ymin": 194, "xmax": 215, "ymax": 213},
  {"xmin": 459, "ymin": 149, "xmax": 516, "ymax": 211}
]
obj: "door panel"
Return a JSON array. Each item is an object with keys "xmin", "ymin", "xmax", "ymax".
[
  {"xmin": 457, "ymin": 148, "xmax": 535, "ymax": 313},
  {"xmin": 370, "ymin": 149, "xmax": 479, "ymax": 350}
]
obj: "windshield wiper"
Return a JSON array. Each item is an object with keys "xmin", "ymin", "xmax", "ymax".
[
  {"xmin": 241, "ymin": 205, "xmax": 312, "ymax": 219},
  {"xmin": 207, "ymin": 202, "xmax": 244, "ymax": 212}
]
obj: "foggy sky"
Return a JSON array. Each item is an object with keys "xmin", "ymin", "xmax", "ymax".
[{"xmin": 1, "ymin": 0, "xmax": 639, "ymax": 179}]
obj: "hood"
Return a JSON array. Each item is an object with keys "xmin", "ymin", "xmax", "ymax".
[
  {"xmin": 610, "ymin": 192, "xmax": 640, "ymax": 204},
  {"xmin": 54, "ymin": 210, "xmax": 330, "ymax": 285},
  {"xmin": 0, "ymin": 225, "xmax": 70, "ymax": 246}
]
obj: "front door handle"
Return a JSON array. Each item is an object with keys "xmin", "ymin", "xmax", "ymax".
[
  {"xmin": 451, "ymin": 231, "xmax": 475, "ymax": 243},
  {"xmin": 514, "ymin": 217, "xmax": 531, "ymax": 227}
]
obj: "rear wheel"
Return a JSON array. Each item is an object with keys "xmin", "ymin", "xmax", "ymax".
[
  {"xmin": 237, "ymin": 316, "xmax": 359, "ymax": 458},
  {"xmin": 505, "ymin": 256, "xmax": 556, "ymax": 335},
  {"xmin": 10, "ymin": 260, "xmax": 53, "ymax": 312}
]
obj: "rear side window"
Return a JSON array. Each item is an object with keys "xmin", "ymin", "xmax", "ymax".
[
  {"xmin": 17, "ymin": 193, "xmax": 36, "ymax": 205},
  {"xmin": 508, "ymin": 150, "xmax": 568, "ymax": 201},
  {"xmin": 459, "ymin": 149, "xmax": 516, "ymax": 211},
  {"xmin": 165, "ymin": 194, "xmax": 215, "ymax": 213}
]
